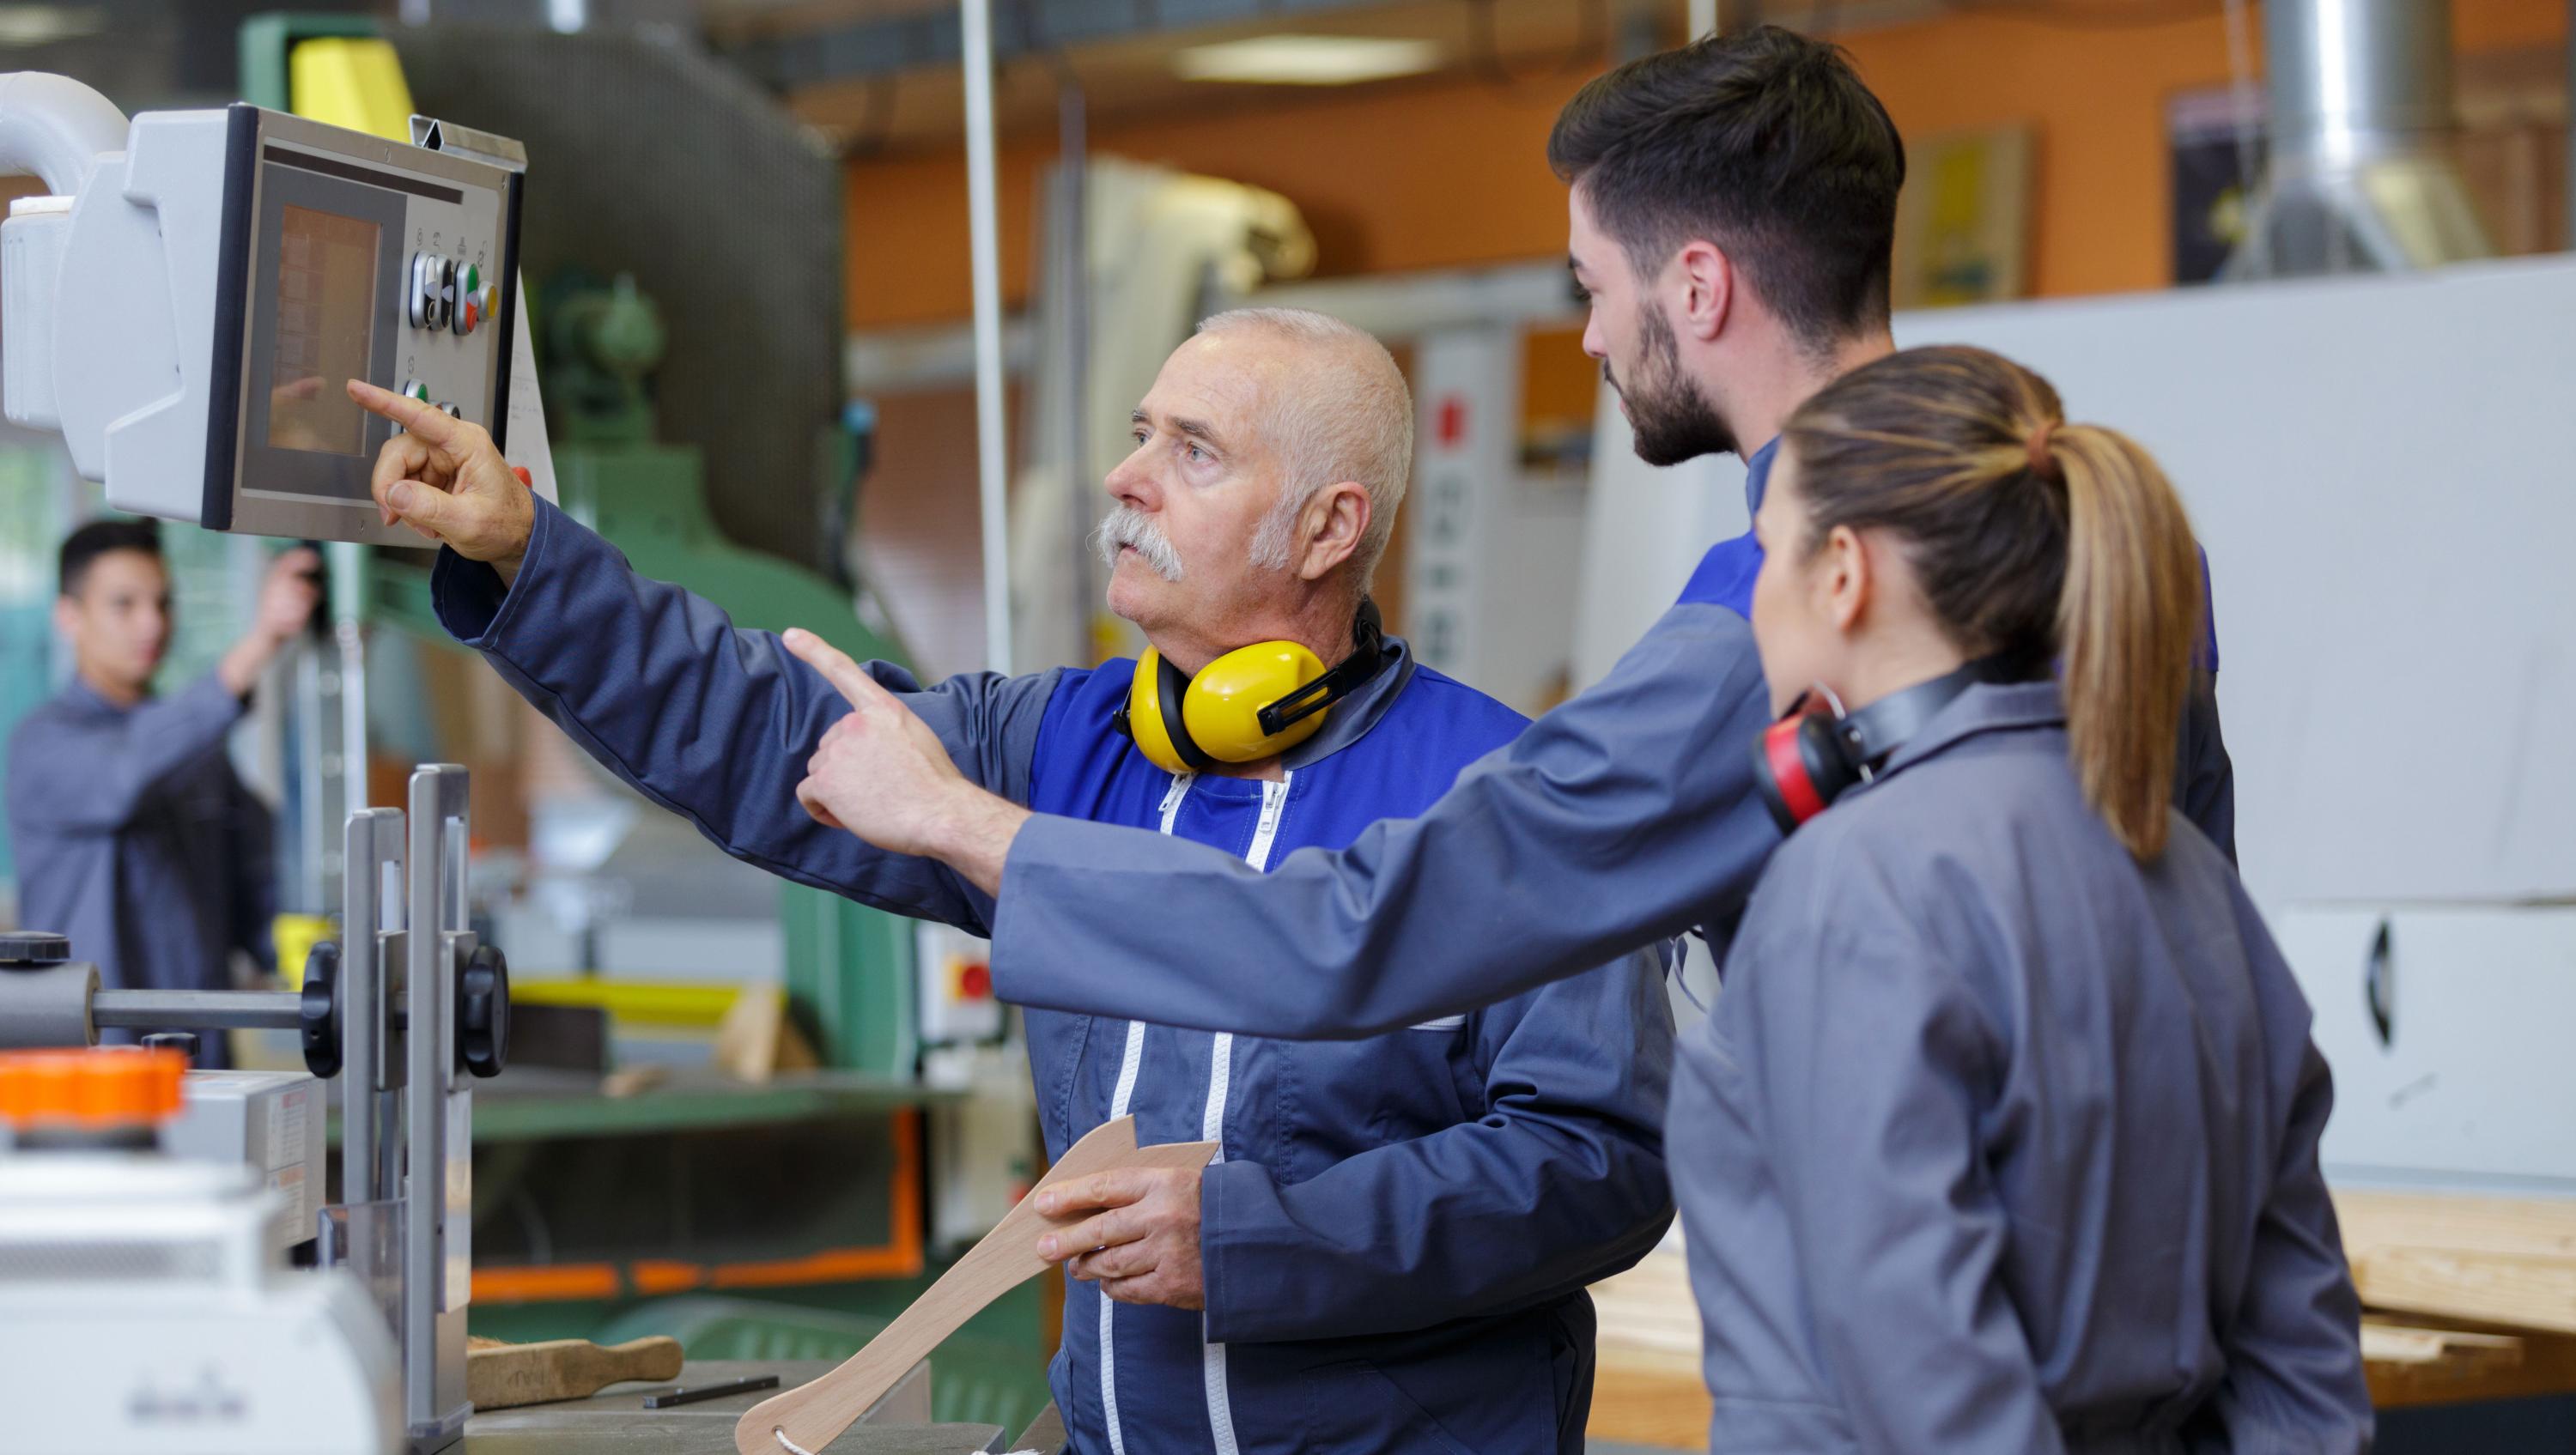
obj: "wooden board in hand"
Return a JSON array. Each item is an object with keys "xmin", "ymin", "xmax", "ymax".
[{"xmin": 733, "ymin": 1116, "xmax": 1217, "ymax": 1455}]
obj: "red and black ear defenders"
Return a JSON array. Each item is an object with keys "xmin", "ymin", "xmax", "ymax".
[{"xmin": 1750, "ymin": 656, "xmax": 2029, "ymax": 834}]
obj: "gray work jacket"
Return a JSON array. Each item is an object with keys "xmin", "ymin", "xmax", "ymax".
[
  {"xmin": 5, "ymin": 674, "xmax": 274, "ymax": 1061},
  {"xmin": 1671, "ymin": 681, "xmax": 2369, "ymax": 1454}
]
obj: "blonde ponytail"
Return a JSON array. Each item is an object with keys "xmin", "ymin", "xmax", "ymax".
[{"xmin": 2048, "ymin": 427, "xmax": 2202, "ymax": 858}]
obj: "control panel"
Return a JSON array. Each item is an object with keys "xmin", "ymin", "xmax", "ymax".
[
  {"xmin": 0, "ymin": 82, "xmax": 524, "ymax": 547},
  {"xmin": 215, "ymin": 106, "xmax": 520, "ymax": 543}
]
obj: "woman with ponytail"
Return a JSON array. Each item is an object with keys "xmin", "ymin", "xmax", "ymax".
[{"xmin": 1670, "ymin": 346, "xmax": 2368, "ymax": 1452}]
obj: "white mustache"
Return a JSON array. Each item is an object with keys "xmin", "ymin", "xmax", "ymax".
[{"xmin": 1093, "ymin": 505, "xmax": 1185, "ymax": 582}]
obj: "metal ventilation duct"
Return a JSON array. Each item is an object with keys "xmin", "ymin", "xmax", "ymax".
[{"xmin": 2228, "ymin": 0, "xmax": 2491, "ymax": 278}]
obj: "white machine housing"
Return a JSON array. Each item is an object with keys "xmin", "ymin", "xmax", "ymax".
[
  {"xmin": 161, "ymin": 1069, "xmax": 328, "ymax": 1260},
  {"xmin": 0, "ymin": 72, "xmax": 519, "ymax": 546},
  {"xmin": 0, "ymin": 1150, "xmax": 398, "ymax": 1453}
]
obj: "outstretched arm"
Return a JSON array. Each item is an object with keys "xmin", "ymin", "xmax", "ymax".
[
  {"xmin": 354, "ymin": 380, "xmax": 1051, "ymax": 934},
  {"xmin": 784, "ymin": 605, "xmax": 1783, "ymax": 1039}
]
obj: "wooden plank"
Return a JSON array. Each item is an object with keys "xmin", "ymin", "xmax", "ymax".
[
  {"xmin": 1588, "ymin": 1345, "xmax": 1709, "ymax": 1452},
  {"xmin": 2360, "ymin": 1320, "xmax": 2522, "ymax": 1368},
  {"xmin": 466, "ymin": 1336, "xmax": 684, "ymax": 1410},
  {"xmin": 2336, "ymin": 1190, "xmax": 2576, "ymax": 1265},
  {"xmin": 733, "ymin": 1116, "xmax": 1216, "ymax": 1455},
  {"xmin": 2355, "ymin": 1248, "xmax": 2576, "ymax": 1337},
  {"xmin": 2369, "ymin": 1324, "xmax": 2576, "ymax": 1411}
]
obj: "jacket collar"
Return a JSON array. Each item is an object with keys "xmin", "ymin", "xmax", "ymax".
[
  {"xmin": 1279, "ymin": 634, "xmax": 1418, "ymax": 772},
  {"xmin": 59, "ymin": 673, "xmax": 140, "ymax": 718},
  {"xmin": 1874, "ymin": 679, "xmax": 2066, "ymax": 783},
  {"xmin": 1742, "ymin": 435, "xmax": 1779, "ymax": 519}
]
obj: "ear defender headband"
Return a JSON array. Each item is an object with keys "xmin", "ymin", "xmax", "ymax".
[
  {"xmin": 1751, "ymin": 655, "xmax": 2027, "ymax": 834},
  {"xmin": 1115, "ymin": 601, "xmax": 1388, "ymax": 774}
]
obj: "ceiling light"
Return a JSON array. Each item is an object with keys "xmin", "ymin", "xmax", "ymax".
[
  {"xmin": 1172, "ymin": 35, "xmax": 1442, "ymax": 87},
  {"xmin": 0, "ymin": 5, "xmax": 106, "ymax": 48}
]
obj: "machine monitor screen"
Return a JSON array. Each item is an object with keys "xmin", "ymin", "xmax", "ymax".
[{"xmin": 266, "ymin": 205, "xmax": 379, "ymax": 458}]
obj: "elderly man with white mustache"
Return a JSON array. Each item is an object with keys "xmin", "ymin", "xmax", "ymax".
[{"xmin": 348, "ymin": 306, "xmax": 1675, "ymax": 1455}]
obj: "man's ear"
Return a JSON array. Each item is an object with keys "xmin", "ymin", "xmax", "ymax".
[
  {"xmin": 51, "ymin": 594, "xmax": 78, "ymax": 641},
  {"xmin": 1672, "ymin": 239, "xmax": 1735, "ymax": 343},
  {"xmin": 1296, "ymin": 482, "xmax": 1370, "ymax": 582}
]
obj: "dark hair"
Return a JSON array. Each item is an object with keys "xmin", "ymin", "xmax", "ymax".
[
  {"xmin": 1783, "ymin": 346, "xmax": 2203, "ymax": 859},
  {"xmin": 58, "ymin": 518, "xmax": 162, "ymax": 598},
  {"xmin": 1548, "ymin": 26, "xmax": 1905, "ymax": 351}
]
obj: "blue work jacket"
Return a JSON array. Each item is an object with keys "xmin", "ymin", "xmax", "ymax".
[
  {"xmin": 431, "ymin": 500, "xmax": 1677, "ymax": 1455},
  {"xmin": 1672, "ymin": 680, "xmax": 2369, "ymax": 1454}
]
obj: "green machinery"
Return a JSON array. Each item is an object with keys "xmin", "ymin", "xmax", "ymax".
[{"xmin": 241, "ymin": 13, "xmax": 915, "ymax": 1084}]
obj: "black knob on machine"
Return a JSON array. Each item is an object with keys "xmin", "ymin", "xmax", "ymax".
[
  {"xmin": 300, "ymin": 941, "xmax": 343, "ymax": 1080},
  {"xmin": 457, "ymin": 943, "xmax": 509, "ymax": 1080}
]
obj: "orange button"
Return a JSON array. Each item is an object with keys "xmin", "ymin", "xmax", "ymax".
[{"xmin": 0, "ymin": 1048, "xmax": 185, "ymax": 1129}]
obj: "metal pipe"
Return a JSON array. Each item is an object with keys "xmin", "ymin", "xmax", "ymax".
[
  {"xmin": 94, "ymin": 989, "xmax": 304, "ymax": 1032},
  {"xmin": 333, "ymin": 543, "xmax": 369, "ymax": 814},
  {"xmin": 295, "ymin": 647, "xmax": 330, "ymax": 912},
  {"xmin": 1689, "ymin": 0, "xmax": 1717, "ymax": 39},
  {"xmin": 2265, "ymin": 0, "xmax": 2455, "ymax": 169},
  {"xmin": 963, "ymin": 0, "xmax": 1014, "ymax": 676},
  {"xmin": 1058, "ymin": 78, "xmax": 1091, "ymax": 664},
  {"xmin": 2231, "ymin": 0, "xmax": 2489, "ymax": 277}
]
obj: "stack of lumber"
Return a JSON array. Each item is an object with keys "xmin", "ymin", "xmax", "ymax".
[
  {"xmin": 2336, "ymin": 1189, "xmax": 2576, "ymax": 1409},
  {"xmin": 1583, "ymin": 1193, "xmax": 2576, "ymax": 1449}
]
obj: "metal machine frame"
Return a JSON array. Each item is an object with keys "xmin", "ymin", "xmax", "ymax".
[{"xmin": 0, "ymin": 765, "xmax": 505, "ymax": 1455}]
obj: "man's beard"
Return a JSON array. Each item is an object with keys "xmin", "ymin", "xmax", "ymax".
[{"xmin": 1611, "ymin": 304, "xmax": 1736, "ymax": 467}]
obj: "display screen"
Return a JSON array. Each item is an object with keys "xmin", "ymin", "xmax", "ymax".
[{"xmin": 266, "ymin": 205, "xmax": 380, "ymax": 456}]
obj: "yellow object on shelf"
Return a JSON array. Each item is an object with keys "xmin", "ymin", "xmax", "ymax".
[
  {"xmin": 271, "ymin": 913, "xmax": 333, "ymax": 991},
  {"xmin": 289, "ymin": 37, "xmax": 415, "ymax": 141},
  {"xmin": 508, "ymin": 979, "xmax": 744, "ymax": 1029}
]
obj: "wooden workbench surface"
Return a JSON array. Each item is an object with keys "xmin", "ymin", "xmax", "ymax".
[{"xmin": 1587, "ymin": 1187, "xmax": 2576, "ymax": 1448}]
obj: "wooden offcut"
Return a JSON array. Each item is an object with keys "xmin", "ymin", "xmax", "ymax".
[
  {"xmin": 465, "ymin": 1335, "xmax": 685, "ymax": 1410},
  {"xmin": 734, "ymin": 1116, "xmax": 1217, "ymax": 1455}
]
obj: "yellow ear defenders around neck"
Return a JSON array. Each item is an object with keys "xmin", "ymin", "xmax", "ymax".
[{"xmin": 1114, "ymin": 601, "xmax": 1388, "ymax": 774}]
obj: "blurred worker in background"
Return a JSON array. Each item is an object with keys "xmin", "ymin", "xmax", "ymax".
[
  {"xmin": 1675, "ymin": 345, "xmax": 2368, "ymax": 1452},
  {"xmin": 349, "ymin": 306, "xmax": 1674, "ymax": 1455},
  {"xmin": 732, "ymin": 25, "xmax": 2236, "ymax": 1040},
  {"xmin": 5, "ymin": 522, "xmax": 319, "ymax": 1067}
]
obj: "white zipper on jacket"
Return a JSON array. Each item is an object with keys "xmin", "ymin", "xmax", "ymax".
[
  {"xmin": 1098, "ymin": 771, "xmax": 1193, "ymax": 1455},
  {"xmin": 1200, "ymin": 771, "xmax": 1291, "ymax": 1455}
]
